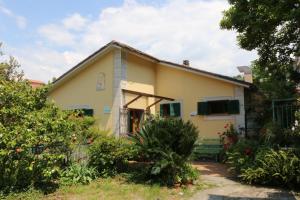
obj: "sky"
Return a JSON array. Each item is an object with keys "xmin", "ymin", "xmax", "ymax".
[{"xmin": 0, "ymin": 0, "xmax": 257, "ymax": 82}]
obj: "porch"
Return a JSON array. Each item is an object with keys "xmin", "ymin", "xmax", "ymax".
[{"xmin": 119, "ymin": 89, "xmax": 174, "ymax": 135}]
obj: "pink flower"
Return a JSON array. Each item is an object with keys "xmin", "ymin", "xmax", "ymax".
[{"xmin": 16, "ymin": 148, "xmax": 22, "ymax": 153}]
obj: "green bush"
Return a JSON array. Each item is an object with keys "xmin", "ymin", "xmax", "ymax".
[
  {"xmin": 130, "ymin": 116, "xmax": 199, "ymax": 185},
  {"xmin": 60, "ymin": 164, "xmax": 98, "ymax": 185},
  {"xmin": 240, "ymin": 149, "xmax": 300, "ymax": 187},
  {"xmin": 0, "ymin": 45, "xmax": 97, "ymax": 193},
  {"xmin": 88, "ymin": 134, "xmax": 135, "ymax": 177},
  {"xmin": 0, "ymin": 81, "xmax": 78, "ymax": 192},
  {"xmin": 70, "ymin": 116, "xmax": 100, "ymax": 145},
  {"xmin": 225, "ymin": 139, "xmax": 300, "ymax": 188},
  {"xmin": 225, "ymin": 139, "xmax": 260, "ymax": 173}
]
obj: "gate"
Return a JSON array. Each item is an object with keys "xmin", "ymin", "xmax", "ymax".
[
  {"xmin": 119, "ymin": 108, "xmax": 129, "ymax": 135},
  {"xmin": 272, "ymin": 98, "xmax": 299, "ymax": 128}
]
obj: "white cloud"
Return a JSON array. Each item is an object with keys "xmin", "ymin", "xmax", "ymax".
[
  {"xmin": 9, "ymin": 0, "xmax": 257, "ymax": 82},
  {"xmin": 38, "ymin": 24, "xmax": 75, "ymax": 46},
  {"xmin": 9, "ymin": 46, "xmax": 82, "ymax": 82},
  {"xmin": 63, "ymin": 13, "xmax": 88, "ymax": 31},
  {"xmin": 0, "ymin": 4, "xmax": 27, "ymax": 29}
]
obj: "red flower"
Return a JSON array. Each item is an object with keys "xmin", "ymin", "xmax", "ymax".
[
  {"xmin": 223, "ymin": 143, "xmax": 229, "ymax": 150},
  {"xmin": 244, "ymin": 148, "xmax": 252, "ymax": 156}
]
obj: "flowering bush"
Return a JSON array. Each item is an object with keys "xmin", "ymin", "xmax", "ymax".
[
  {"xmin": 224, "ymin": 139, "xmax": 259, "ymax": 173},
  {"xmin": 240, "ymin": 149, "xmax": 300, "ymax": 187},
  {"xmin": 218, "ymin": 123, "xmax": 239, "ymax": 150}
]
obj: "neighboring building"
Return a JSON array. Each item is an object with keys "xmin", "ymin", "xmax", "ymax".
[
  {"xmin": 28, "ymin": 79, "xmax": 45, "ymax": 89},
  {"xmin": 48, "ymin": 41, "xmax": 252, "ymax": 139}
]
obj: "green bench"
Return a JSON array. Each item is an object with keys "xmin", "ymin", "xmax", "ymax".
[{"xmin": 192, "ymin": 138, "xmax": 223, "ymax": 161}]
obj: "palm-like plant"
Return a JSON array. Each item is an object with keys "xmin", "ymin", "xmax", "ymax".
[{"xmin": 130, "ymin": 116, "xmax": 199, "ymax": 185}]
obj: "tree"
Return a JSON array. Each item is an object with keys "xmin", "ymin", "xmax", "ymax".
[
  {"xmin": 0, "ymin": 43, "xmax": 24, "ymax": 81},
  {"xmin": 221, "ymin": 0, "xmax": 300, "ymax": 99},
  {"xmin": 0, "ymin": 43, "xmax": 89, "ymax": 192}
]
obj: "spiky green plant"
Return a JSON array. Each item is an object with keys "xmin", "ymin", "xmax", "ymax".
[{"xmin": 130, "ymin": 116, "xmax": 199, "ymax": 185}]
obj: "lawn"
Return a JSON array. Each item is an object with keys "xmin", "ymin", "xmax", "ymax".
[{"xmin": 2, "ymin": 175, "xmax": 210, "ymax": 200}]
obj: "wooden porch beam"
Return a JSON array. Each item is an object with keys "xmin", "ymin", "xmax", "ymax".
[
  {"xmin": 122, "ymin": 89, "xmax": 174, "ymax": 101},
  {"xmin": 123, "ymin": 95, "xmax": 142, "ymax": 108},
  {"xmin": 146, "ymin": 98, "xmax": 163, "ymax": 110}
]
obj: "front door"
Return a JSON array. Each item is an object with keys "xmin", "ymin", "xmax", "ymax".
[{"xmin": 128, "ymin": 109, "xmax": 144, "ymax": 134}]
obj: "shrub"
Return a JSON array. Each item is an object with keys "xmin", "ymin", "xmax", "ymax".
[
  {"xmin": 70, "ymin": 116, "xmax": 99, "ymax": 145},
  {"xmin": 130, "ymin": 116, "xmax": 199, "ymax": 185},
  {"xmin": 88, "ymin": 134, "xmax": 134, "ymax": 177},
  {"xmin": 60, "ymin": 164, "xmax": 98, "ymax": 185},
  {"xmin": 219, "ymin": 123, "xmax": 239, "ymax": 150},
  {"xmin": 224, "ymin": 139, "xmax": 259, "ymax": 173},
  {"xmin": 0, "ymin": 81, "xmax": 78, "ymax": 192},
  {"xmin": 240, "ymin": 149, "xmax": 300, "ymax": 187},
  {"xmin": 0, "ymin": 45, "xmax": 97, "ymax": 193}
]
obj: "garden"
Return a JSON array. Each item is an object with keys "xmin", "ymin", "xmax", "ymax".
[
  {"xmin": 0, "ymin": 46, "xmax": 205, "ymax": 199},
  {"xmin": 1, "ymin": 0, "xmax": 300, "ymax": 198},
  {"xmin": 219, "ymin": 122, "xmax": 300, "ymax": 189}
]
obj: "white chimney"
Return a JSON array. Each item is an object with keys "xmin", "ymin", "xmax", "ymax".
[{"xmin": 237, "ymin": 66, "xmax": 253, "ymax": 83}]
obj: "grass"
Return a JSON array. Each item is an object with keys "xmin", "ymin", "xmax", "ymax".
[{"xmin": 1, "ymin": 175, "xmax": 211, "ymax": 200}]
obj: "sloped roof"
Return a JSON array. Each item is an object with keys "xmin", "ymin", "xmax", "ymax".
[{"xmin": 52, "ymin": 40, "xmax": 252, "ymax": 88}]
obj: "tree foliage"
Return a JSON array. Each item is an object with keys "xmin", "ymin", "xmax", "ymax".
[
  {"xmin": 221, "ymin": 0, "xmax": 300, "ymax": 99},
  {"xmin": 0, "ymin": 44, "xmax": 79, "ymax": 192},
  {"xmin": 0, "ymin": 43, "xmax": 24, "ymax": 82}
]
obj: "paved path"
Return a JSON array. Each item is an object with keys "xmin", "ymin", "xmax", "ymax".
[{"xmin": 191, "ymin": 162, "xmax": 299, "ymax": 200}]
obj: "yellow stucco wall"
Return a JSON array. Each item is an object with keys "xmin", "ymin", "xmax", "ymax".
[
  {"xmin": 48, "ymin": 48, "xmax": 241, "ymax": 138},
  {"xmin": 48, "ymin": 51, "xmax": 114, "ymax": 131},
  {"xmin": 124, "ymin": 54, "xmax": 238, "ymax": 139},
  {"xmin": 155, "ymin": 64, "xmax": 236, "ymax": 139},
  {"xmin": 123, "ymin": 53, "xmax": 156, "ymax": 113}
]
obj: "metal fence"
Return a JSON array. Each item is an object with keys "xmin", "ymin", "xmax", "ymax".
[
  {"xmin": 69, "ymin": 144, "xmax": 90, "ymax": 164},
  {"xmin": 273, "ymin": 104, "xmax": 299, "ymax": 129},
  {"xmin": 272, "ymin": 99, "xmax": 299, "ymax": 129}
]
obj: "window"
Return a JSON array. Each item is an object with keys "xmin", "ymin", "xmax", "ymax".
[
  {"xmin": 197, "ymin": 100, "xmax": 239, "ymax": 115},
  {"xmin": 160, "ymin": 102, "xmax": 181, "ymax": 117},
  {"xmin": 75, "ymin": 109, "xmax": 94, "ymax": 117}
]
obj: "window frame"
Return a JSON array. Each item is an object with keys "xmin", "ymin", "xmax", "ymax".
[
  {"xmin": 159, "ymin": 101, "xmax": 182, "ymax": 118},
  {"xmin": 197, "ymin": 99, "xmax": 240, "ymax": 116}
]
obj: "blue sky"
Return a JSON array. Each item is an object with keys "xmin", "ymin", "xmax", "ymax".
[{"xmin": 0, "ymin": 0, "xmax": 257, "ymax": 82}]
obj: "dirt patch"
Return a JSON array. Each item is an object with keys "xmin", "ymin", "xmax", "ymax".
[{"xmin": 192, "ymin": 161, "xmax": 233, "ymax": 177}]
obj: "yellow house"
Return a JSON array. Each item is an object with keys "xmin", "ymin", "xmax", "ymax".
[{"xmin": 48, "ymin": 41, "xmax": 251, "ymax": 139}]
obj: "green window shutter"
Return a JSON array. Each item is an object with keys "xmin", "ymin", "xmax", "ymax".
[
  {"xmin": 197, "ymin": 102, "xmax": 209, "ymax": 115},
  {"xmin": 228, "ymin": 100, "xmax": 240, "ymax": 114},
  {"xmin": 160, "ymin": 104, "xmax": 171, "ymax": 117},
  {"xmin": 160, "ymin": 104, "xmax": 164, "ymax": 116},
  {"xmin": 170, "ymin": 103, "xmax": 181, "ymax": 117},
  {"xmin": 83, "ymin": 109, "xmax": 94, "ymax": 116}
]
